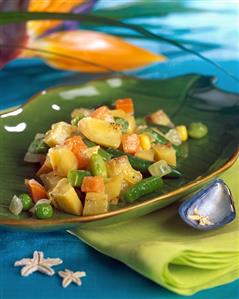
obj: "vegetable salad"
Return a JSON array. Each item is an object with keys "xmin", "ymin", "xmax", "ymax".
[{"xmin": 10, "ymin": 98, "xmax": 208, "ymax": 218}]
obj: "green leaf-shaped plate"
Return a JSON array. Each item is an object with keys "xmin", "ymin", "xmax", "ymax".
[{"xmin": 0, "ymin": 75, "xmax": 238, "ymax": 231}]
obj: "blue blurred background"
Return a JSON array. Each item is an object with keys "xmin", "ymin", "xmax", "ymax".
[{"xmin": 0, "ymin": 0, "xmax": 238, "ymax": 110}]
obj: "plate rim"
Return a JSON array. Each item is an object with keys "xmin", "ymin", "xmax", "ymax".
[{"xmin": 0, "ymin": 75, "xmax": 238, "ymax": 227}]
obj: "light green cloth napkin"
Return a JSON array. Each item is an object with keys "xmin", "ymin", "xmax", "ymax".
[{"xmin": 71, "ymin": 160, "xmax": 239, "ymax": 296}]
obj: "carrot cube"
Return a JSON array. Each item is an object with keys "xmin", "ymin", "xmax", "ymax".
[
  {"xmin": 25, "ymin": 179, "xmax": 48, "ymax": 203},
  {"xmin": 91, "ymin": 106, "xmax": 110, "ymax": 119},
  {"xmin": 115, "ymin": 98, "xmax": 134, "ymax": 114},
  {"xmin": 81, "ymin": 176, "xmax": 105, "ymax": 193},
  {"xmin": 65, "ymin": 136, "xmax": 89, "ymax": 169},
  {"xmin": 121, "ymin": 134, "xmax": 140, "ymax": 154}
]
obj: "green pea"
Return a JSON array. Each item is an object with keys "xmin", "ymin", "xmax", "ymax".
[
  {"xmin": 19, "ymin": 193, "xmax": 33, "ymax": 210},
  {"xmin": 35, "ymin": 203, "xmax": 53, "ymax": 219},
  {"xmin": 114, "ymin": 117, "xmax": 129, "ymax": 133},
  {"xmin": 71, "ymin": 115, "xmax": 84, "ymax": 126},
  {"xmin": 188, "ymin": 122, "xmax": 208, "ymax": 139},
  {"xmin": 68, "ymin": 170, "xmax": 91, "ymax": 187},
  {"xmin": 90, "ymin": 154, "xmax": 107, "ymax": 177}
]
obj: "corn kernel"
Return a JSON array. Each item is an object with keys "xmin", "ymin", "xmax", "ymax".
[
  {"xmin": 139, "ymin": 134, "xmax": 151, "ymax": 150},
  {"xmin": 176, "ymin": 125, "xmax": 188, "ymax": 142}
]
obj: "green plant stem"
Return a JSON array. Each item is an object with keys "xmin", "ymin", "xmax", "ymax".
[{"xmin": 0, "ymin": 12, "xmax": 238, "ymax": 82}]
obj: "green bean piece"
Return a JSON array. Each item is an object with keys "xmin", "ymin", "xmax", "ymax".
[
  {"xmin": 35, "ymin": 203, "xmax": 53, "ymax": 219},
  {"xmin": 71, "ymin": 115, "xmax": 84, "ymax": 126},
  {"xmin": 28, "ymin": 136, "xmax": 49, "ymax": 154},
  {"xmin": 106, "ymin": 148, "xmax": 182, "ymax": 177},
  {"xmin": 82, "ymin": 138, "xmax": 95, "ymax": 147},
  {"xmin": 143, "ymin": 128, "xmax": 168, "ymax": 144},
  {"xmin": 121, "ymin": 176, "xmax": 163, "ymax": 203},
  {"xmin": 90, "ymin": 154, "xmax": 107, "ymax": 177},
  {"xmin": 98, "ymin": 148, "xmax": 112, "ymax": 161},
  {"xmin": 114, "ymin": 117, "xmax": 129, "ymax": 133},
  {"xmin": 188, "ymin": 122, "xmax": 208, "ymax": 139},
  {"xmin": 19, "ymin": 193, "xmax": 33, "ymax": 210},
  {"xmin": 106, "ymin": 148, "xmax": 152, "ymax": 173},
  {"xmin": 83, "ymin": 138, "xmax": 112, "ymax": 160},
  {"xmin": 68, "ymin": 170, "xmax": 91, "ymax": 187},
  {"xmin": 149, "ymin": 124, "xmax": 171, "ymax": 134}
]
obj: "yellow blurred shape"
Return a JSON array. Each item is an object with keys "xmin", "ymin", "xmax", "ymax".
[
  {"xmin": 27, "ymin": 30, "xmax": 166, "ymax": 72},
  {"xmin": 28, "ymin": 0, "xmax": 85, "ymax": 37}
]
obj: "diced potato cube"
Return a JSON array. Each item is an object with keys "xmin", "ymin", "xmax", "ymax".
[
  {"xmin": 78, "ymin": 117, "xmax": 122, "ymax": 148},
  {"xmin": 105, "ymin": 174, "xmax": 123, "ymax": 202},
  {"xmin": 121, "ymin": 134, "xmax": 140, "ymax": 154},
  {"xmin": 49, "ymin": 178, "xmax": 82, "ymax": 215},
  {"xmin": 90, "ymin": 106, "xmax": 114, "ymax": 122},
  {"xmin": 146, "ymin": 109, "xmax": 174, "ymax": 127},
  {"xmin": 110, "ymin": 109, "xmax": 136, "ymax": 134},
  {"xmin": 44, "ymin": 122, "xmax": 73, "ymax": 147},
  {"xmin": 165, "ymin": 129, "xmax": 182, "ymax": 146},
  {"xmin": 40, "ymin": 172, "xmax": 63, "ymax": 191},
  {"xmin": 83, "ymin": 192, "xmax": 108, "ymax": 216},
  {"xmin": 153, "ymin": 144, "xmax": 176, "ymax": 166},
  {"xmin": 49, "ymin": 146, "xmax": 78, "ymax": 177},
  {"xmin": 107, "ymin": 156, "xmax": 142, "ymax": 185},
  {"xmin": 36, "ymin": 154, "xmax": 52, "ymax": 176},
  {"xmin": 135, "ymin": 149, "xmax": 155, "ymax": 161}
]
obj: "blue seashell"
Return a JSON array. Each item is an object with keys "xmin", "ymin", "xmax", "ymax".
[{"xmin": 179, "ymin": 179, "xmax": 236, "ymax": 230}]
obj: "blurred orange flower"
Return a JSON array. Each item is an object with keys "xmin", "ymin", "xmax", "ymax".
[{"xmin": 1, "ymin": 0, "xmax": 166, "ymax": 72}]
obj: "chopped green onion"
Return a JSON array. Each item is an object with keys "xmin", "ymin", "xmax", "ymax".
[
  {"xmin": 148, "ymin": 160, "xmax": 172, "ymax": 177},
  {"xmin": 71, "ymin": 115, "xmax": 84, "ymax": 126},
  {"xmin": 28, "ymin": 134, "xmax": 49, "ymax": 154},
  {"xmin": 114, "ymin": 117, "xmax": 129, "ymax": 133}
]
